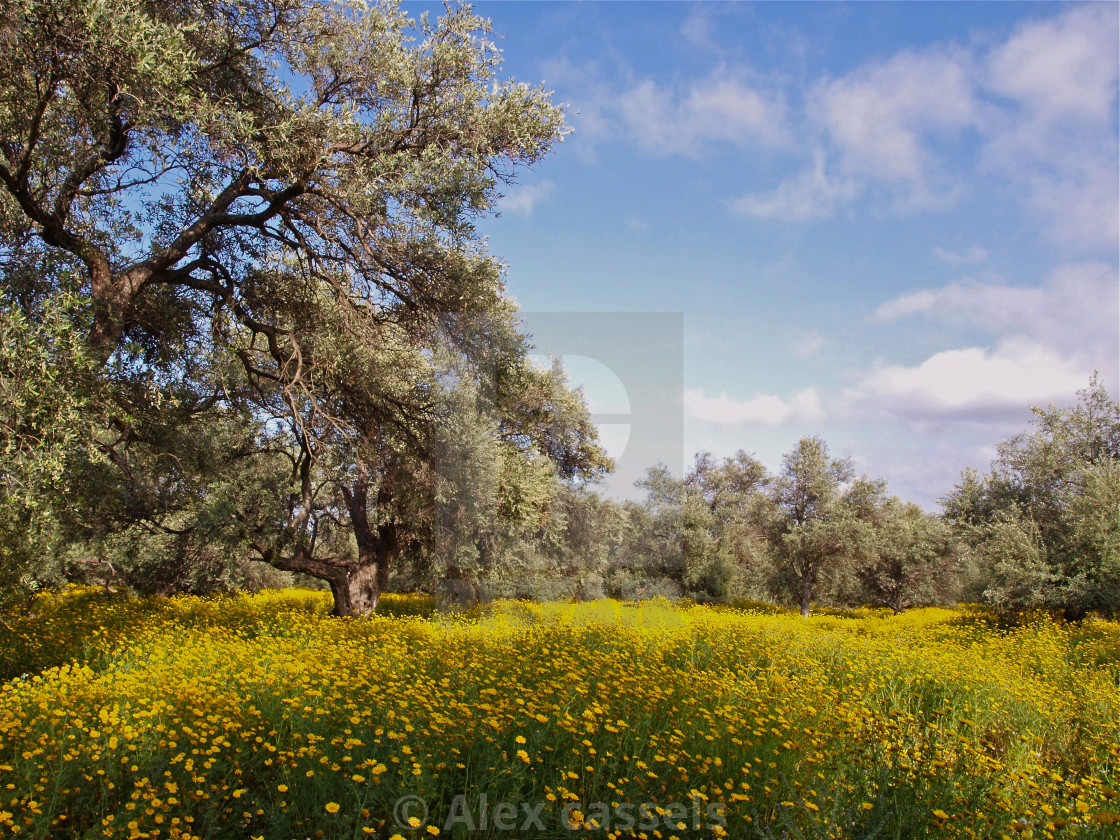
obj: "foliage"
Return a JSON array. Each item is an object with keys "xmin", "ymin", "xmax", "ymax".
[
  {"xmin": 1, "ymin": 588, "xmax": 1117, "ymax": 838},
  {"xmin": 612, "ymin": 453, "xmax": 773, "ymax": 602},
  {"xmin": 852, "ymin": 499, "xmax": 962, "ymax": 614},
  {"xmin": 943, "ymin": 377, "xmax": 1120, "ymax": 619},
  {"xmin": 0, "ymin": 0, "xmax": 610, "ymax": 613},
  {"xmin": 0, "ymin": 293, "xmax": 96, "ymax": 607},
  {"xmin": 762, "ymin": 436, "xmax": 885, "ymax": 616},
  {"xmin": 0, "ymin": 292, "xmax": 300, "ymax": 604}
]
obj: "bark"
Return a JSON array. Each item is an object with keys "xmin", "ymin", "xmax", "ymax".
[
  {"xmin": 799, "ymin": 561, "xmax": 812, "ymax": 618},
  {"xmin": 327, "ymin": 539, "xmax": 397, "ymax": 617},
  {"xmin": 262, "ymin": 546, "xmax": 391, "ymax": 618},
  {"xmin": 331, "ymin": 460, "xmax": 400, "ymax": 617},
  {"xmin": 328, "ymin": 563, "xmax": 383, "ymax": 617},
  {"xmin": 889, "ymin": 590, "xmax": 907, "ymax": 615}
]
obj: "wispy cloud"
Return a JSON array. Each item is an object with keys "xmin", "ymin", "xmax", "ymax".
[
  {"xmin": 980, "ymin": 4, "xmax": 1119, "ymax": 250},
  {"xmin": 730, "ymin": 148, "xmax": 860, "ymax": 221},
  {"xmin": 736, "ymin": 45, "xmax": 980, "ymax": 217},
  {"xmin": 729, "ymin": 4, "xmax": 1118, "ymax": 247},
  {"xmin": 680, "ymin": 6, "xmax": 716, "ymax": 51},
  {"xmin": 811, "ymin": 47, "xmax": 980, "ymax": 185},
  {"xmin": 616, "ymin": 72, "xmax": 789, "ymax": 157},
  {"xmin": 499, "ymin": 181, "xmax": 557, "ymax": 217},
  {"xmin": 785, "ymin": 327, "xmax": 827, "ymax": 359},
  {"xmin": 932, "ymin": 245, "xmax": 988, "ymax": 267},
  {"xmin": 545, "ymin": 59, "xmax": 788, "ymax": 160}
]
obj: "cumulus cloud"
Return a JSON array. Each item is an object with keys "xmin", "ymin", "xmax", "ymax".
[
  {"xmin": 856, "ymin": 346, "xmax": 1070, "ymax": 427},
  {"xmin": 848, "ymin": 259, "xmax": 1117, "ymax": 428},
  {"xmin": 872, "ymin": 261, "xmax": 1119, "ymax": 364},
  {"xmin": 731, "ymin": 5, "xmax": 1117, "ymax": 246},
  {"xmin": 685, "ymin": 387, "xmax": 823, "ymax": 426},
  {"xmin": 498, "ymin": 181, "xmax": 556, "ymax": 217},
  {"xmin": 849, "ymin": 338, "xmax": 1091, "ymax": 422}
]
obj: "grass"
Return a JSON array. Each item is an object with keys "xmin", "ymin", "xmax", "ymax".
[{"xmin": 0, "ymin": 587, "xmax": 1117, "ymax": 839}]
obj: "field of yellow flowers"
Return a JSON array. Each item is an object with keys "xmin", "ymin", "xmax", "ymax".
[{"xmin": 0, "ymin": 588, "xmax": 1117, "ymax": 840}]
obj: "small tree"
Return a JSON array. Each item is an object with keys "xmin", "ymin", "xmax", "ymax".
[
  {"xmin": 682, "ymin": 450, "xmax": 770, "ymax": 599},
  {"xmin": 765, "ymin": 436, "xmax": 884, "ymax": 617},
  {"xmin": 611, "ymin": 465, "xmax": 687, "ymax": 597},
  {"xmin": 854, "ymin": 499, "xmax": 959, "ymax": 614}
]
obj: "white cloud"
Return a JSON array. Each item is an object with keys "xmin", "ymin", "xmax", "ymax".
[
  {"xmin": 933, "ymin": 245, "xmax": 988, "ymax": 266},
  {"xmin": 851, "ymin": 258, "xmax": 1117, "ymax": 428},
  {"xmin": 730, "ymin": 148, "xmax": 860, "ymax": 221},
  {"xmin": 872, "ymin": 261, "xmax": 1119, "ymax": 365},
  {"xmin": 498, "ymin": 181, "xmax": 556, "ymax": 217},
  {"xmin": 685, "ymin": 387, "xmax": 823, "ymax": 426},
  {"xmin": 731, "ymin": 5, "xmax": 1117, "ymax": 244},
  {"xmin": 985, "ymin": 4, "xmax": 1118, "ymax": 127},
  {"xmin": 850, "ymin": 337, "xmax": 1091, "ymax": 421},
  {"xmin": 979, "ymin": 5, "xmax": 1119, "ymax": 251},
  {"xmin": 681, "ymin": 7, "xmax": 715, "ymax": 51},
  {"xmin": 1019, "ymin": 160, "xmax": 1120, "ymax": 252},
  {"xmin": 617, "ymin": 72, "xmax": 789, "ymax": 157},
  {"xmin": 736, "ymin": 46, "xmax": 979, "ymax": 220},
  {"xmin": 811, "ymin": 47, "xmax": 979, "ymax": 183},
  {"xmin": 545, "ymin": 57, "xmax": 789, "ymax": 160}
]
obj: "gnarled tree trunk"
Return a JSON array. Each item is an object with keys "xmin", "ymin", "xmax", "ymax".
[
  {"xmin": 328, "ymin": 563, "xmax": 383, "ymax": 616},
  {"xmin": 253, "ymin": 457, "xmax": 400, "ymax": 618},
  {"xmin": 332, "ymin": 459, "xmax": 399, "ymax": 617}
]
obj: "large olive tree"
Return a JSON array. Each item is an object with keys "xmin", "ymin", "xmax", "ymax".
[{"xmin": 0, "ymin": 0, "xmax": 590, "ymax": 614}]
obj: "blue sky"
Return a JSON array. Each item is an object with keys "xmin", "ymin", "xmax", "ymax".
[{"xmin": 443, "ymin": 1, "xmax": 1119, "ymax": 507}]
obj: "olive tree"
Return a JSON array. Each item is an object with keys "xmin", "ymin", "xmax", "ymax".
[
  {"xmin": 942, "ymin": 377, "xmax": 1120, "ymax": 619},
  {"xmin": 0, "ymin": 292, "xmax": 96, "ymax": 608},
  {"xmin": 853, "ymin": 498, "xmax": 960, "ymax": 614},
  {"xmin": 0, "ymin": 1, "xmax": 590, "ymax": 614},
  {"xmin": 764, "ymin": 436, "xmax": 884, "ymax": 617}
]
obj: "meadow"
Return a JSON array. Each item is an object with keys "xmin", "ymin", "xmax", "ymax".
[{"xmin": 0, "ymin": 588, "xmax": 1117, "ymax": 840}]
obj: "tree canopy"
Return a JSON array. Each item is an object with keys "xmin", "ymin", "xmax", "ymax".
[
  {"xmin": 942, "ymin": 375, "xmax": 1120, "ymax": 619},
  {"xmin": 0, "ymin": 0, "xmax": 610, "ymax": 615}
]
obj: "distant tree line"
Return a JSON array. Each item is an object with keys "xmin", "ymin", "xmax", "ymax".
[
  {"xmin": 602, "ymin": 376, "xmax": 1117, "ymax": 620},
  {"xmin": 396, "ymin": 376, "xmax": 1114, "ymax": 623}
]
